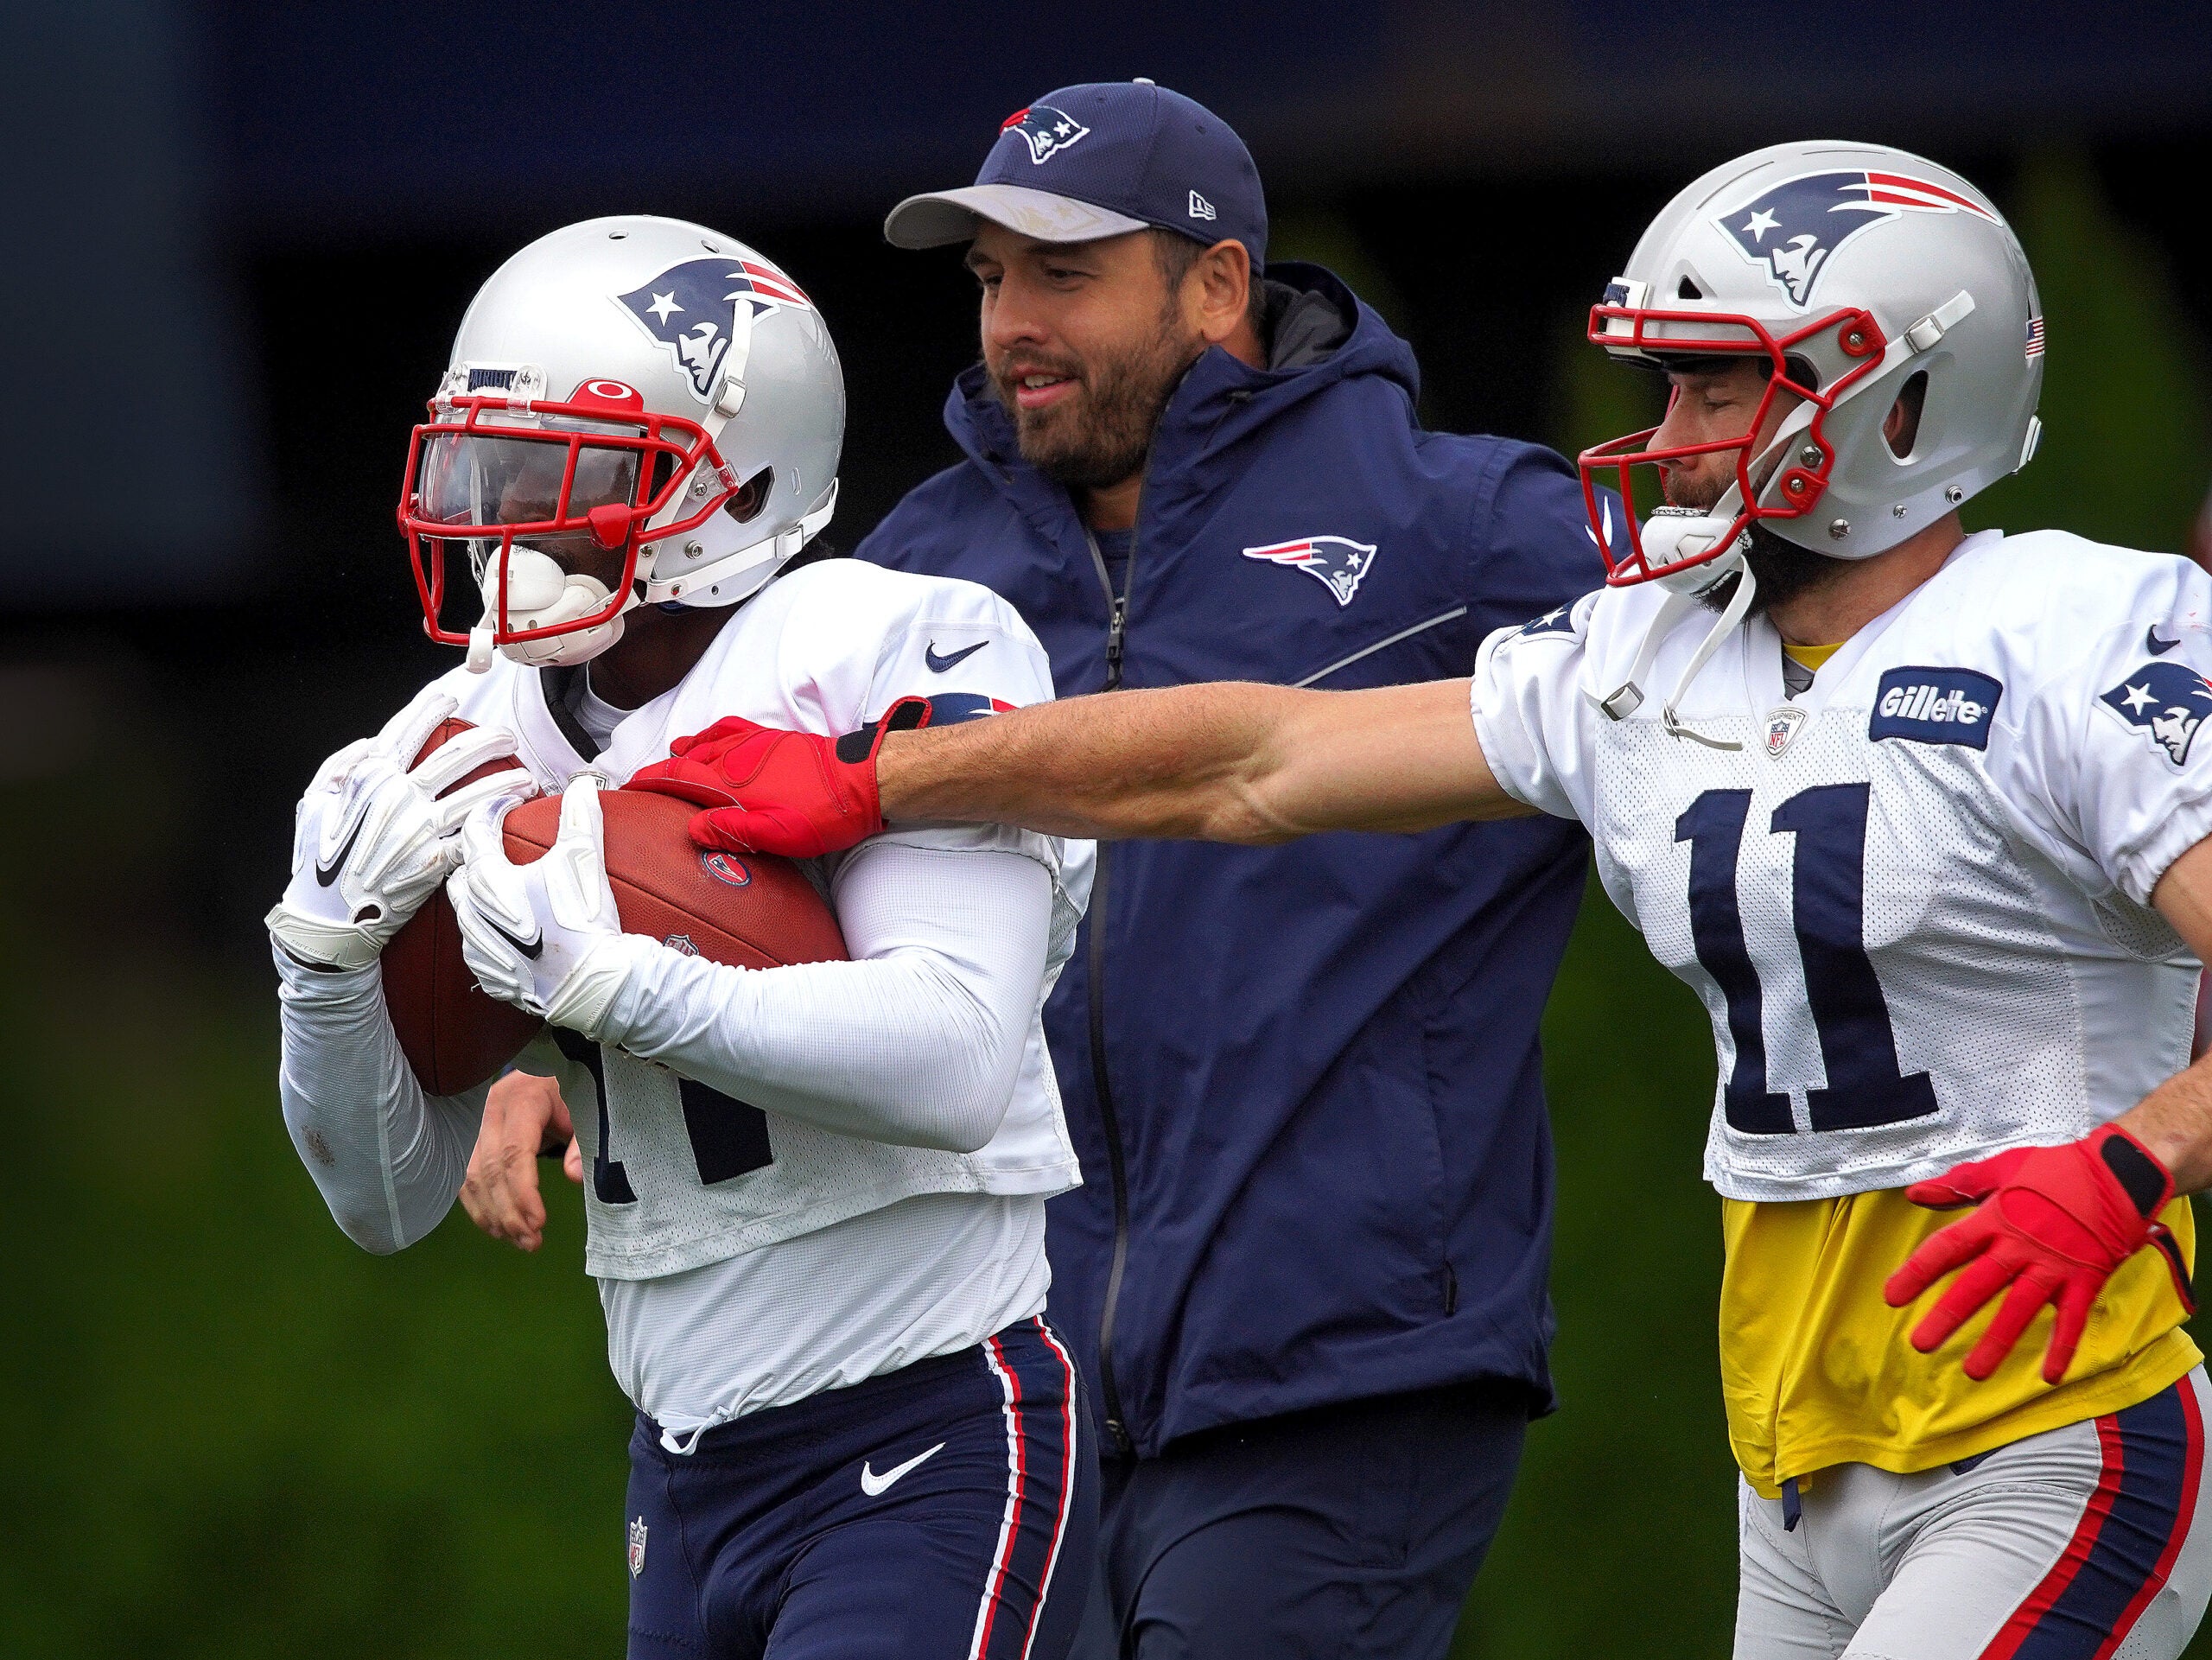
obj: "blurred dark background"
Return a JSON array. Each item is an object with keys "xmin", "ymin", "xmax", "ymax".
[{"xmin": 3, "ymin": 3, "xmax": 2209, "ymax": 1654}]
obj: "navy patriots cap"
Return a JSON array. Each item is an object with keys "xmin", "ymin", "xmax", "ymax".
[{"xmin": 885, "ymin": 80, "xmax": 1267, "ymax": 269}]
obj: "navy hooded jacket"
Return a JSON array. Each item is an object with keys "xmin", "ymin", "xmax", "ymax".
[{"xmin": 859, "ymin": 264, "xmax": 1609, "ymax": 1457}]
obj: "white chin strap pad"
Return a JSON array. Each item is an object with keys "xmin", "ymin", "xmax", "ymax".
[
  {"xmin": 473, "ymin": 547, "xmax": 631, "ymax": 671},
  {"xmin": 1643, "ymin": 504, "xmax": 1745, "ymax": 582}
]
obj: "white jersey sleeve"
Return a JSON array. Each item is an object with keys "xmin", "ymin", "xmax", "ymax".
[
  {"xmin": 274, "ymin": 947, "xmax": 487, "ymax": 1253},
  {"xmin": 499, "ymin": 562, "xmax": 1090, "ymax": 1282},
  {"xmin": 1984, "ymin": 545, "xmax": 2212, "ymax": 906},
  {"xmin": 598, "ymin": 836, "xmax": 1052, "ymax": 1154},
  {"xmin": 1468, "ymin": 587, "xmax": 1612, "ymax": 824}
]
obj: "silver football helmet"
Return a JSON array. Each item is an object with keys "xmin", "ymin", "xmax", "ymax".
[
  {"xmin": 1580, "ymin": 140, "xmax": 2044, "ymax": 588},
  {"xmin": 398, "ymin": 215, "xmax": 844, "ymax": 670}
]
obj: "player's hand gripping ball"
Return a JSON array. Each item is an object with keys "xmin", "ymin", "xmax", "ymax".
[
  {"xmin": 267, "ymin": 692, "xmax": 531, "ymax": 971},
  {"xmin": 627, "ymin": 696, "xmax": 935, "ymax": 859},
  {"xmin": 1884, "ymin": 1124, "xmax": 2194, "ymax": 1383},
  {"xmin": 446, "ymin": 775, "xmax": 661, "ymax": 1039}
]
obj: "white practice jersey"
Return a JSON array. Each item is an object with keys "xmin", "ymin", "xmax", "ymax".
[
  {"xmin": 278, "ymin": 558, "xmax": 1089, "ymax": 1428},
  {"xmin": 433, "ymin": 559, "xmax": 1089, "ymax": 1276},
  {"xmin": 1472, "ymin": 530, "xmax": 2212, "ymax": 1201}
]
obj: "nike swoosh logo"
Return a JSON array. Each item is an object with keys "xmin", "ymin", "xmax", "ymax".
[
  {"xmin": 2149, "ymin": 625, "xmax": 2182, "ymax": 655},
  {"xmin": 925, "ymin": 641, "xmax": 987, "ymax": 673},
  {"xmin": 315, "ymin": 809, "xmax": 369, "ymax": 887},
  {"xmin": 860, "ymin": 1441, "xmax": 945, "ymax": 1497},
  {"xmin": 486, "ymin": 915, "xmax": 543, "ymax": 960}
]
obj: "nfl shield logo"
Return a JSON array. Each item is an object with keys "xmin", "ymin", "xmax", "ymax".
[
  {"xmin": 1764, "ymin": 707, "xmax": 1807, "ymax": 758},
  {"xmin": 628, "ymin": 1517, "xmax": 649, "ymax": 1578}
]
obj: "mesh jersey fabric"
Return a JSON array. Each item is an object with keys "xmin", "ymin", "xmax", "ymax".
[
  {"xmin": 1471, "ymin": 529, "xmax": 2212, "ymax": 1201},
  {"xmin": 1469, "ymin": 526, "xmax": 2212, "ymax": 1488}
]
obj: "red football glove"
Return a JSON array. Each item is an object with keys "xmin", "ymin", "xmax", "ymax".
[
  {"xmin": 1883, "ymin": 1124, "xmax": 2192, "ymax": 1384},
  {"xmin": 626, "ymin": 697, "xmax": 934, "ymax": 859}
]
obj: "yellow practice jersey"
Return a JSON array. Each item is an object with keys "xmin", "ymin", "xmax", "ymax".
[{"xmin": 1721, "ymin": 1188, "xmax": 2200, "ymax": 1498}]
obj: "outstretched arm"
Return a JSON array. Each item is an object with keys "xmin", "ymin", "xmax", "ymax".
[
  {"xmin": 633, "ymin": 678, "xmax": 1533, "ymax": 855},
  {"xmin": 878, "ymin": 679, "xmax": 1529, "ymax": 842}
]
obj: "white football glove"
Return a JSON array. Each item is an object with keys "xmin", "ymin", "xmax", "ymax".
[
  {"xmin": 266, "ymin": 692, "xmax": 533, "ymax": 971},
  {"xmin": 445, "ymin": 773, "xmax": 659, "ymax": 1039}
]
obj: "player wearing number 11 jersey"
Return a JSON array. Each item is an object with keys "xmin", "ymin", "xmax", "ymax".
[{"xmin": 627, "ymin": 145, "xmax": 2212, "ymax": 1657}]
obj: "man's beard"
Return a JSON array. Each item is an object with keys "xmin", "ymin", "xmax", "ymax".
[
  {"xmin": 990, "ymin": 315, "xmax": 1203, "ymax": 491},
  {"xmin": 1699, "ymin": 522, "xmax": 1842, "ymax": 617},
  {"xmin": 1667, "ymin": 469, "xmax": 1841, "ymax": 618}
]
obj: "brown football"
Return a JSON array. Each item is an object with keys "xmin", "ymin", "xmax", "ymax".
[
  {"xmin": 381, "ymin": 719, "xmax": 543, "ymax": 1095},
  {"xmin": 500, "ymin": 789, "xmax": 849, "ymax": 971},
  {"xmin": 383, "ymin": 721, "xmax": 851, "ymax": 1097}
]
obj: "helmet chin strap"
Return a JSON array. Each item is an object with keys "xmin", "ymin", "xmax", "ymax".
[
  {"xmin": 643, "ymin": 481, "xmax": 840, "ymax": 609},
  {"xmin": 466, "ymin": 546, "xmax": 640, "ymax": 673},
  {"xmin": 1599, "ymin": 535, "xmax": 1758, "ymax": 751},
  {"xmin": 461, "ymin": 472, "xmax": 842, "ymax": 673}
]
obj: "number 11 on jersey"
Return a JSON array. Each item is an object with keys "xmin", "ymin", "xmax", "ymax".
[{"xmin": 1677, "ymin": 782, "xmax": 1939, "ymax": 1136}]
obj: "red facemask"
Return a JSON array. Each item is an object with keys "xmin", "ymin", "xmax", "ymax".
[
  {"xmin": 398, "ymin": 378, "xmax": 742, "ymax": 650},
  {"xmin": 1576, "ymin": 302, "xmax": 1889, "ymax": 586}
]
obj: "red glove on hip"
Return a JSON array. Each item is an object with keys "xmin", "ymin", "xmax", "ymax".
[
  {"xmin": 626, "ymin": 697, "xmax": 933, "ymax": 860},
  {"xmin": 1883, "ymin": 1123, "xmax": 2192, "ymax": 1384}
]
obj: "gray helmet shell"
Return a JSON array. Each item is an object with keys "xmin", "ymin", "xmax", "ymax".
[
  {"xmin": 1600, "ymin": 141, "xmax": 2043, "ymax": 561},
  {"xmin": 442, "ymin": 215, "xmax": 844, "ymax": 614}
]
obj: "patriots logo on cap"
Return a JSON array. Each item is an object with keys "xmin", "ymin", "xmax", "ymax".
[
  {"xmin": 1001, "ymin": 104, "xmax": 1090, "ymax": 165},
  {"xmin": 616, "ymin": 258, "xmax": 811, "ymax": 402},
  {"xmin": 1715, "ymin": 171, "xmax": 1999, "ymax": 308},
  {"xmin": 2101, "ymin": 660, "xmax": 2212, "ymax": 767},
  {"xmin": 1243, "ymin": 536, "xmax": 1377, "ymax": 607}
]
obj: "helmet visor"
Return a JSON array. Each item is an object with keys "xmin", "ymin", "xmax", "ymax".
[{"xmin": 416, "ymin": 423, "xmax": 644, "ymax": 569}]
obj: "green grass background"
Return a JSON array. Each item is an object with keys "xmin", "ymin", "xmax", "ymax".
[{"xmin": 1, "ymin": 150, "xmax": 2207, "ymax": 1655}]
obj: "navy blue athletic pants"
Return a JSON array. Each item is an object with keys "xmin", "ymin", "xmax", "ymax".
[
  {"xmin": 626, "ymin": 1316, "xmax": 1096, "ymax": 1659},
  {"xmin": 1069, "ymin": 1382, "xmax": 1529, "ymax": 1660}
]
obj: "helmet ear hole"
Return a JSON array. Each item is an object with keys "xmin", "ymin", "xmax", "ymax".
[
  {"xmin": 1886, "ymin": 371, "xmax": 1929, "ymax": 460},
  {"xmin": 724, "ymin": 466, "xmax": 776, "ymax": 525}
]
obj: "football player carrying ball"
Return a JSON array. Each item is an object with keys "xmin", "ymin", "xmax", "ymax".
[
  {"xmin": 635, "ymin": 144, "xmax": 2212, "ymax": 1658},
  {"xmin": 268, "ymin": 216, "xmax": 1096, "ymax": 1660}
]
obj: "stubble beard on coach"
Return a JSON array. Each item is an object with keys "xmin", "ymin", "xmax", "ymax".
[
  {"xmin": 1665, "ymin": 463, "xmax": 1841, "ymax": 617},
  {"xmin": 991, "ymin": 315, "xmax": 1204, "ymax": 493}
]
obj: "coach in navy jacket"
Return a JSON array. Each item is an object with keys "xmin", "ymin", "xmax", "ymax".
[{"xmin": 861, "ymin": 81, "xmax": 1609, "ymax": 1660}]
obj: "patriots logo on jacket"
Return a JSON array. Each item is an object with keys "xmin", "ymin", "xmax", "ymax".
[
  {"xmin": 1001, "ymin": 105, "xmax": 1089, "ymax": 165},
  {"xmin": 1715, "ymin": 171, "xmax": 1999, "ymax": 308},
  {"xmin": 1243, "ymin": 536, "xmax": 1377, "ymax": 607},
  {"xmin": 2100, "ymin": 661, "xmax": 2212, "ymax": 767},
  {"xmin": 617, "ymin": 258, "xmax": 811, "ymax": 400}
]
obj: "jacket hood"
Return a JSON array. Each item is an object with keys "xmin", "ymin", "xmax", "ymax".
[{"xmin": 942, "ymin": 262, "xmax": 1421, "ymax": 515}]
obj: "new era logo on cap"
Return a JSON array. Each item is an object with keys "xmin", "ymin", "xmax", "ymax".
[{"xmin": 1189, "ymin": 190, "xmax": 1216, "ymax": 221}]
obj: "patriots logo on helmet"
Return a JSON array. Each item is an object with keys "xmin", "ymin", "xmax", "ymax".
[
  {"xmin": 616, "ymin": 258, "xmax": 812, "ymax": 402},
  {"xmin": 1243, "ymin": 536, "xmax": 1378, "ymax": 607},
  {"xmin": 2100, "ymin": 660, "xmax": 2212, "ymax": 767},
  {"xmin": 1714, "ymin": 171, "xmax": 1999, "ymax": 308},
  {"xmin": 1001, "ymin": 104, "xmax": 1090, "ymax": 165}
]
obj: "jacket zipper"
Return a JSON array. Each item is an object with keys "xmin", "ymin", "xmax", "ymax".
[{"xmin": 1084, "ymin": 525, "xmax": 1137, "ymax": 1457}]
